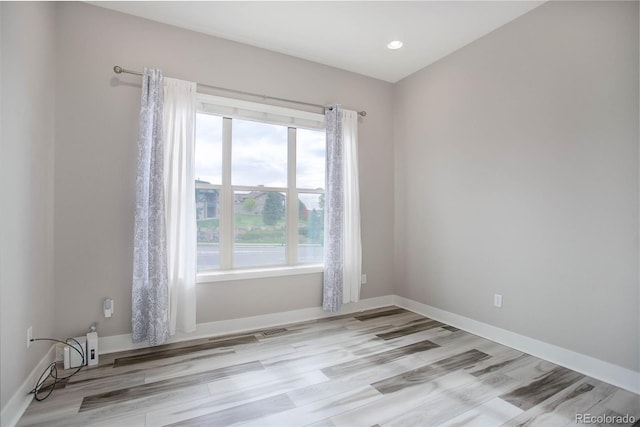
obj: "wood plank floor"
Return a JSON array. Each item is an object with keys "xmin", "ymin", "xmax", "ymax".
[{"xmin": 17, "ymin": 307, "xmax": 640, "ymax": 426}]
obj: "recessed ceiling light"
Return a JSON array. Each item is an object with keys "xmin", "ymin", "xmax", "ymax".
[{"xmin": 387, "ymin": 40, "xmax": 403, "ymax": 50}]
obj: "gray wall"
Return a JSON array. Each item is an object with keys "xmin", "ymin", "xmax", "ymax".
[
  {"xmin": 3, "ymin": 1, "xmax": 639, "ymax": 415},
  {"xmin": 53, "ymin": 3, "xmax": 395, "ymax": 338},
  {"xmin": 394, "ymin": 1, "xmax": 639, "ymax": 372},
  {"xmin": 0, "ymin": 2, "xmax": 57, "ymax": 411}
]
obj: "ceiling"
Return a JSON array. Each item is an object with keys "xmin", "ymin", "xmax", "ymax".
[{"xmin": 91, "ymin": 1, "xmax": 545, "ymax": 83}]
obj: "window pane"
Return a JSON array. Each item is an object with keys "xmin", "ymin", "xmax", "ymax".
[
  {"xmin": 196, "ymin": 186, "xmax": 220, "ymax": 271},
  {"xmin": 195, "ymin": 113, "xmax": 223, "ymax": 186},
  {"xmin": 234, "ymin": 190, "xmax": 286, "ymax": 267},
  {"xmin": 297, "ymin": 128, "xmax": 326, "ymax": 190},
  {"xmin": 298, "ymin": 193, "xmax": 324, "ymax": 264},
  {"xmin": 232, "ymin": 119, "xmax": 287, "ymax": 187}
]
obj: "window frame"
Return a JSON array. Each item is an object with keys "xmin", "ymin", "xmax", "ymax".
[{"xmin": 195, "ymin": 94, "xmax": 326, "ymax": 282}]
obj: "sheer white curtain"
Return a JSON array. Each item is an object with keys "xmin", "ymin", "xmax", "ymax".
[
  {"xmin": 163, "ymin": 78, "xmax": 197, "ymax": 335},
  {"xmin": 323, "ymin": 106, "xmax": 362, "ymax": 312},
  {"xmin": 341, "ymin": 109, "xmax": 362, "ymax": 304}
]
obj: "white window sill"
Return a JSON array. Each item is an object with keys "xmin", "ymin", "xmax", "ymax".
[{"xmin": 196, "ymin": 264, "xmax": 324, "ymax": 284}]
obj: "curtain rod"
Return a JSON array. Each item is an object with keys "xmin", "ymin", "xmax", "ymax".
[{"xmin": 113, "ymin": 66, "xmax": 367, "ymax": 117}]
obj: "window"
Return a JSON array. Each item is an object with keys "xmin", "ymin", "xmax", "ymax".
[{"xmin": 194, "ymin": 95, "xmax": 326, "ymax": 274}]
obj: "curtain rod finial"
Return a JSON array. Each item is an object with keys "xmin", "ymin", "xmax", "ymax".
[{"xmin": 113, "ymin": 65, "xmax": 123, "ymax": 74}]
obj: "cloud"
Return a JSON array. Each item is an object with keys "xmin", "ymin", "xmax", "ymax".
[
  {"xmin": 232, "ymin": 119, "xmax": 288, "ymax": 187},
  {"xmin": 195, "ymin": 113, "xmax": 223, "ymax": 185},
  {"xmin": 195, "ymin": 114, "xmax": 326, "ymax": 192},
  {"xmin": 297, "ymin": 128, "xmax": 325, "ymax": 190}
]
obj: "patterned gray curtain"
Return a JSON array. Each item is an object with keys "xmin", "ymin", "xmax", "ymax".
[
  {"xmin": 323, "ymin": 106, "xmax": 344, "ymax": 312},
  {"xmin": 132, "ymin": 68, "xmax": 170, "ymax": 346}
]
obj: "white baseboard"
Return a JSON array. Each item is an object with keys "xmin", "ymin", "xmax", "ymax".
[
  {"xmin": 0, "ymin": 345, "xmax": 56, "ymax": 427},
  {"xmin": 99, "ymin": 293, "xmax": 639, "ymax": 395},
  {"xmin": 393, "ymin": 295, "xmax": 640, "ymax": 395},
  {"xmin": 99, "ymin": 295, "xmax": 394, "ymax": 354}
]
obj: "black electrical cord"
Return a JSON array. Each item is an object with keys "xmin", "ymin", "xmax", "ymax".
[{"xmin": 29, "ymin": 337, "xmax": 85, "ymax": 401}]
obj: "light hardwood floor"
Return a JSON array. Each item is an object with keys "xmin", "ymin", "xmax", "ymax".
[{"xmin": 17, "ymin": 307, "xmax": 640, "ymax": 426}]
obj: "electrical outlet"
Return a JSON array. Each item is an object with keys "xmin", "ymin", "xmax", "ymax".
[
  {"xmin": 27, "ymin": 326, "xmax": 33, "ymax": 348},
  {"xmin": 361, "ymin": 274, "xmax": 367, "ymax": 284},
  {"xmin": 493, "ymin": 294, "xmax": 503, "ymax": 308}
]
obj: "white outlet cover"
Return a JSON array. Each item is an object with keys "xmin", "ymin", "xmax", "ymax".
[
  {"xmin": 27, "ymin": 326, "xmax": 33, "ymax": 348},
  {"xmin": 494, "ymin": 294, "xmax": 503, "ymax": 308}
]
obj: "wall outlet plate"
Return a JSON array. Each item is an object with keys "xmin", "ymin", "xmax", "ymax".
[
  {"xmin": 361, "ymin": 274, "xmax": 367, "ymax": 284},
  {"xmin": 494, "ymin": 294, "xmax": 503, "ymax": 308}
]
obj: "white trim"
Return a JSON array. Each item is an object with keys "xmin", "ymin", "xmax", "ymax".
[
  {"xmin": 219, "ymin": 116, "xmax": 233, "ymax": 270},
  {"xmin": 99, "ymin": 295, "xmax": 394, "ymax": 354},
  {"xmin": 286, "ymin": 127, "xmax": 298, "ymax": 266},
  {"xmin": 197, "ymin": 264, "xmax": 323, "ymax": 283},
  {"xmin": 1, "ymin": 345, "xmax": 56, "ymax": 427},
  {"xmin": 392, "ymin": 295, "xmax": 640, "ymax": 395},
  {"xmin": 95, "ymin": 294, "xmax": 638, "ymax": 396},
  {"xmin": 197, "ymin": 93, "xmax": 325, "ymax": 130}
]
